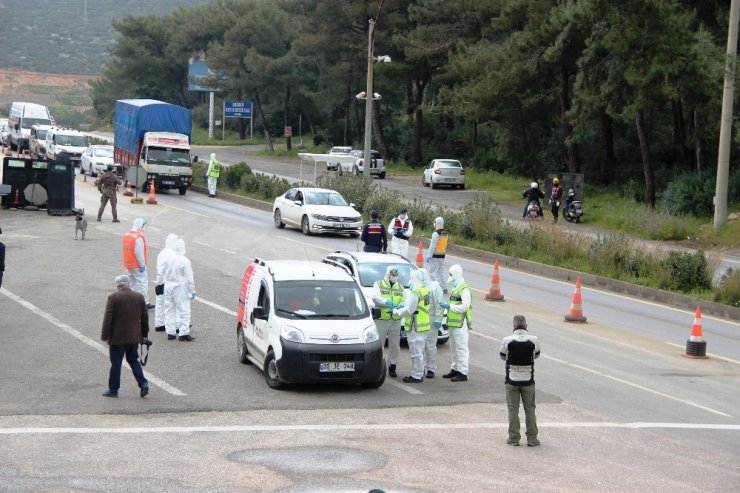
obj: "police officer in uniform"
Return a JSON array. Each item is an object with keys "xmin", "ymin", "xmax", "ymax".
[
  {"xmin": 388, "ymin": 208, "xmax": 413, "ymax": 259},
  {"xmin": 393, "ymin": 270, "xmax": 431, "ymax": 383},
  {"xmin": 360, "ymin": 210, "xmax": 387, "ymax": 253},
  {"xmin": 96, "ymin": 164, "xmax": 120, "ymax": 222}
]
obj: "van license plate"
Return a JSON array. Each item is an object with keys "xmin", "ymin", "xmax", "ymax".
[{"xmin": 320, "ymin": 362, "xmax": 355, "ymax": 372}]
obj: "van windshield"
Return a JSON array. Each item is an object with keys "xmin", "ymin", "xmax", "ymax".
[
  {"xmin": 22, "ymin": 118, "xmax": 52, "ymax": 129},
  {"xmin": 56, "ymin": 135, "xmax": 87, "ymax": 147},
  {"xmin": 275, "ymin": 280, "xmax": 368, "ymax": 319},
  {"xmin": 147, "ymin": 147, "xmax": 191, "ymax": 166}
]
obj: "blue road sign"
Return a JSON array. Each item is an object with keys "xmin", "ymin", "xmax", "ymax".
[{"xmin": 224, "ymin": 100, "xmax": 252, "ymax": 118}]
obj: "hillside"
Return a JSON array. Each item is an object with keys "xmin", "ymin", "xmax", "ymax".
[
  {"xmin": 0, "ymin": 0, "xmax": 211, "ymax": 75},
  {"xmin": 0, "ymin": 69, "xmax": 96, "ymax": 114}
]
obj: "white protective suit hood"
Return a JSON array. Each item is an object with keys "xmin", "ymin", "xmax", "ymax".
[
  {"xmin": 210, "ymin": 153, "xmax": 216, "ymax": 161},
  {"xmin": 448, "ymin": 264, "xmax": 464, "ymax": 288},
  {"xmin": 418, "ymin": 268, "xmax": 432, "ymax": 289},
  {"xmin": 174, "ymin": 238, "xmax": 186, "ymax": 256},
  {"xmin": 385, "ymin": 265, "xmax": 400, "ymax": 283},
  {"xmin": 409, "ymin": 270, "xmax": 424, "ymax": 290},
  {"xmin": 165, "ymin": 233, "xmax": 178, "ymax": 251},
  {"xmin": 132, "ymin": 217, "xmax": 147, "ymax": 231},
  {"xmin": 434, "ymin": 217, "xmax": 444, "ymax": 228}
]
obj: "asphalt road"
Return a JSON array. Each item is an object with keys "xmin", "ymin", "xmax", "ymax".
[{"xmin": 0, "ymin": 175, "xmax": 739, "ymax": 492}]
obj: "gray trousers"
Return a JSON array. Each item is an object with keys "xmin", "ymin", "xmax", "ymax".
[
  {"xmin": 428, "ymin": 257, "xmax": 447, "ymax": 293},
  {"xmin": 506, "ymin": 383, "xmax": 538, "ymax": 441}
]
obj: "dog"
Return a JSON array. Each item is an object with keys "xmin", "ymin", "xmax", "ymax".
[{"xmin": 74, "ymin": 209, "xmax": 88, "ymax": 240}]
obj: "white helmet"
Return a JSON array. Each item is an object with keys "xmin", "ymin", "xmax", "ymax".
[{"xmin": 531, "ymin": 182, "xmax": 538, "ymax": 189}]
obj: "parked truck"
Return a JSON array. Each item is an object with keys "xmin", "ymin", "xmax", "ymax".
[{"xmin": 114, "ymin": 99, "xmax": 193, "ymax": 195}]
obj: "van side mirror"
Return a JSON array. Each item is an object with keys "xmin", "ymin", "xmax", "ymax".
[
  {"xmin": 371, "ymin": 306, "xmax": 382, "ymax": 320},
  {"xmin": 253, "ymin": 305, "xmax": 267, "ymax": 320}
]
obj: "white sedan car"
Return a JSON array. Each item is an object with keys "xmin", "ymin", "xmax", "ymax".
[
  {"xmin": 326, "ymin": 146, "xmax": 353, "ymax": 171},
  {"xmin": 422, "ymin": 159, "xmax": 466, "ymax": 189},
  {"xmin": 80, "ymin": 145, "xmax": 120, "ymax": 177},
  {"xmin": 273, "ymin": 187, "xmax": 363, "ymax": 237}
]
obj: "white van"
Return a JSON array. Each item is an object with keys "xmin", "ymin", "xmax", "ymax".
[
  {"xmin": 7, "ymin": 102, "xmax": 53, "ymax": 151},
  {"xmin": 236, "ymin": 258, "xmax": 386, "ymax": 389},
  {"xmin": 29, "ymin": 124, "xmax": 53, "ymax": 157},
  {"xmin": 44, "ymin": 126, "xmax": 88, "ymax": 166}
]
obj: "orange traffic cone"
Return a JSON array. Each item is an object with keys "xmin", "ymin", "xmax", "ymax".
[
  {"xmin": 683, "ymin": 306, "xmax": 708, "ymax": 359},
  {"xmin": 485, "ymin": 259, "xmax": 505, "ymax": 301},
  {"xmin": 11, "ymin": 188, "xmax": 21, "ymax": 209},
  {"xmin": 146, "ymin": 179, "xmax": 157, "ymax": 204},
  {"xmin": 415, "ymin": 241, "xmax": 424, "ymax": 268},
  {"xmin": 123, "ymin": 181, "xmax": 133, "ymax": 197},
  {"xmin": 564, "ymin": 276, "xmax": 587, "ymax": 322}
]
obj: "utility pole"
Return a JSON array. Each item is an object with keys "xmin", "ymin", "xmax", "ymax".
[
  {"xmin": 362, "ymin": 19, "xmax": 375, "ymax": 178},
  {"xmin": 715, "ymin": 0, "xmax": 740, "ymax": 229}
]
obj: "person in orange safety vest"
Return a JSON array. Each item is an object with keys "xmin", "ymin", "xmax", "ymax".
[{"xmin": 123, "ymin": 218, "xmax": 153, "ymax": 309}]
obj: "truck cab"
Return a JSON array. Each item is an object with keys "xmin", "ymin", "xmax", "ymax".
[
  {"xmin": 139, "ymin": 132, "xmax": 192, "ymax": 195},
  {"xmin": 236, "ymin": 258, "xmax": 386, "ymax": 390}
]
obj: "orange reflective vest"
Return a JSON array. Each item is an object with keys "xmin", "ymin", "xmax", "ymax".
[
  {"xmin": 123, "ymin": 230, "xmax": 147, "ymax": 269},
  {"xmin": 433, "ymin": 229, "xmax": 448, "ymax": 258}
]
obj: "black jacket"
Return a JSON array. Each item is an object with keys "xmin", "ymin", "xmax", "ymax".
[{"xmin": 360, "ymin": 220, "xmax": 387, "ymax": 251}]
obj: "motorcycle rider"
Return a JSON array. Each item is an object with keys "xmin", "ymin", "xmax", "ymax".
[
  {"xmin": 522, "ymin": 182, "xmax": 545, "ymax": 218},
  {"xmin": 549, "ymin": 178, "xmax": 563, "ymax": 223}
]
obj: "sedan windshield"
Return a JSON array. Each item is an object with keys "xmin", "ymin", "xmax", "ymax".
[
  {"xmin": 94, "ymin": 147, "xmax": 114, "ymax": 158},
  {"xmin": 357, "ymin": 262, "xmax": 415, "ymax": 288},
  {"xmin": 304, "ymin": 192, "xmax": 348, "ymax": 206},
  {"xmin": 275, "ymin": 280, "xmax": 368, "ymax": 319}
]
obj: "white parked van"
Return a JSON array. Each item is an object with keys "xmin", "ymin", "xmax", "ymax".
[
  {"xmin": 7, "ymin": 102, "xmax": 53, "ymax": 151},
  {"xmin": 29, "ymin": 124, "xmax": 53, "ymax": 157},
  {"xmin": 236, "ymin": 258, "xmax": 386, "ymax": 389},
  {"xmin": 45, "ymin": 126, "xmax": 88, "ymax": 166}
]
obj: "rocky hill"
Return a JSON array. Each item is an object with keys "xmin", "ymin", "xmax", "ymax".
[{"xmin": 0, "ymin": 69, "xmax": 96, "ymax": 115}]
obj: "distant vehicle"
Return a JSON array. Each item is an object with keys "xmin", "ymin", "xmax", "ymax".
[
  {"xmin": 342, "ymin": 149, "xmax": 386, "ymax": 179},
  {"xmin": 29, "ymin": 124, "xmax": 52, "ymax": 157},
  {"xmin": 322, "ymin": 250, "xmax": 449, "ymax": 345},
  {"xmin": 0, "ymin": 119, "xmax": 9, "ymax": 147},
  {"xmin": 326, "ymin": 146, "xmax": 352, "ymax": 171},
  {"xmin": 7, "ymin": 102, "xmax": 53, "ymax": 151},
  {"xmin": 272, "ymin": 187, "xmax": 363, "ymax": 237},
  {"xmin": 422, "ymin": 159, "xmax": 466, "ymax": 190},
  {"xmin": 81, "ymin": 145, "xmax": 120, "ymax": 177},
  {"xmin": 44, "ymin": 126, "xmax": 88, "ymax": 167},
  {"xmin": 114, "ymin": 99, "xmax": 193, "ymax": 195}
]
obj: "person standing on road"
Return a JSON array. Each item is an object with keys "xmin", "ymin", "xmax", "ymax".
[
  {"xmin": 441, "ymin": 264, "xmax": 471, "ymax": 382},
  {"xmin": 100, "ymin": 274, "xmax": 150, "ymax": 398},
  {"xmin": 388, "ymin": 208, "xmax": 413, "ymax": 259},
  {"xmin": 500, "ymin": 315, "xmax": 541, "ymax": 446},
  {"xmin": 0, "ymin": 226, "xmax": 5, "ymax": 289},
  {"xmin": 393, "ymin": 270, "xmax": 431, "ymax": 383},
  {"xmin": 425, "ymin": 216, "xmax": 448, "ymax": 294},
  {"xmin": 419, "ymin": 268, "xmax": 444, "ymax": 379},
  {"xmin": 154, "ymin": 233, "xmax": 178, "ymax": 333},
  {"xmin": 372, "ymin": 266, "xmax": 404, "ymax": 378},
  {"xmin": 123, "ymin": 218, "xmax": 153, "ymax": 309},
  {"xmin": 95, "ymin": 164, "xmax": 120, "ymax": 222},
  {"xmin": 206, "ymin": 153, "xmax": 220, "ymax": 197},
  {"xmin": 164, "ymin": 238, "xmax": 196, "ymax": 342},
  {"xmin": 549, "ymin": 178, "xmax": 563, "ymax": 223},
  {"xmin": 361, "ymin": 210, "xmax": 387, "ymax": 253}
]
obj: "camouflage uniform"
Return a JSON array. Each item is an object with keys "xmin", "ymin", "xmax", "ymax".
[{"xmin": 96, "ymin": 170, "xmax": 119, "ymax": 222}]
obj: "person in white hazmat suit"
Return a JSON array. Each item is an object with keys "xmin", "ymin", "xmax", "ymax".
[
  {"xmin": 371, "ymin": 266, "xmax": 405, "ymax": 378},
  {"xmin": 123, "ymin": 218, "xmax": 152, "ymax": 307},
  {"xmin": 393, "ymin": 270, "xmax": 431, "ymax": 383},
  {"xmin": 419, "ymin": 268, "xmax": 444, "ymax": 378},
  {"xmin": 425, "ymin": 216, "xmax": 448, "ymax": 294},
  {"xmin": 205, "ymin": 153, "xmax": 220, "ymax": 197},
  {"xmin": 154, "ymin": 233, "xmax": 178, "ymax": 332},
  {"xmin": 164, "ymin": 238, "xmax": 196, "ymax": 341},
  {"xmin": 441, "ymin": 264, "xmax": 472, "ymax": 382},
  {"xmin": 388, "ymin": 208, "xmax": 413, "ymax": 259}
]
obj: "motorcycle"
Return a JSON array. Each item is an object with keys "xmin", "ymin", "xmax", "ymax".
[
  {"xmin": 526, "ymin": 200, "xmax": 541, "ymax": 220},
  {"xmin": 563, "ymin": 199, "xmax": 583, "ymax": 223}
]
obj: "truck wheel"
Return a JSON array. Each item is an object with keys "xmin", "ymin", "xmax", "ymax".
[
  {"xmin": 178, "ymin": 186, "xmax": 187, "ymax": 195},
  {"xmin": 274, "ymin": 209, "xmax": 286, "ymax": 229},
  {"xmin": 378, "ymin": 172, "xmax": 386, "ymax": 179},
  {"xmin": 237, "ymin": 324, "xmax": 251, "ymax": 364},
  {"xmin": 362, "ymin": 362, "xmax": 386, "ymax": 389},
  {"xmin": 264, "ymin": 349, "xmax": 286, "ymax": 389}
]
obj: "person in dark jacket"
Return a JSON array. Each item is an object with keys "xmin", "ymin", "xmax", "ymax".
[
  {"xmin": 522, "ymin": 182, "xmax": 545, "ymax": 218},
  {"xmin": 0, "ymin": 226, "xmax": 5, "ymax": 289},
  {"xmin": 101, "ymin": 274, "xmax": 150, "ymax": 398},
  {"xmin": 360, "ymin": 210, "xmax": 387, "ymax": 253},
  {"xmin": 500, "ymin": 315, "xmax": 541, "ymax": 446},
  {"xmin": 549, "ymin": 178, "xmax": 563, "ymax": 223}
]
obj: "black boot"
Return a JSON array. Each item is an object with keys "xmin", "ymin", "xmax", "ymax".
[{"xmin": 388, "ymin": 364, "xmax": 397, "ymax": 378}]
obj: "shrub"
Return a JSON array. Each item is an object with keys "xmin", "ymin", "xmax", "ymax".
[
  {"xmin": 660, "ymin": 250, "xmax": 711, "ymax": 292},
  {"xmin": 662, "ymin": 171, "xmax": 715, "ymax": 216},
  {"xmin": 714, "ymin": 268, "xmax": 740, "ymax": 307},
  {"xmin": 223, "ymin": 162, "xmax": 252, "ymax": 189},
  {"xmin": 315, "ymin": 174, "xmax": 376, "ymax": 212}
]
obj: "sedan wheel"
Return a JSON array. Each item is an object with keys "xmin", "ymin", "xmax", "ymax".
[
  {"xmin": 274, "ymin": 209, "xmax": 285, "ymax": 229},
  {"xmin": 301, "ymin": 215, "xmax": 311, "ymax": 235},
  {"xmin": 89, "ymin": 165, "xmax": 96, "ymax": 177}
]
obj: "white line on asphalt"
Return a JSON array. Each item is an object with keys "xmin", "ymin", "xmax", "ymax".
[
  {"xmin": 219, "ymin": 248, "xmax": 236, "ymax": 254},
  {"xmin": 545, "ymin": 354, "xmax": 730, "ymax": 417},
  {"xmin": 163, "ymin": 204, "xmax": 211, "ymax": 218},
  {"xmin": 2, "ymin": 421, "xmax": 739, "ymax": 435},
  {"xmin": 196, "ymin": 297, "xmax": 237, "ymax": 317},
  {"xmin": 664, "ymin": 342, "xmax": 740, "ymax": 365},
  {"xmin": 382, "ymin": 379, "xmax": 424, "ymax": 395},
  {"xmin": 276, "ymin": 235, "xmax": 333, "ymax": 251},
  {"xmin": 193, "ymin": 240, "xmax": 210, "ymax": 247},
  {"xmin": 1, "ymin": 288, "xmax": 186, "ymax": 396}
]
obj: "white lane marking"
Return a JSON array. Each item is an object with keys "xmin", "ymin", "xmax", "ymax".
[
  {"xmin": 1, "ymin": 288, "xmax": 186, "ymax": 396},
  {"xmin": 147, "ymin": 225, "xmax": 161, "ymax": 232},
  {"xmin": 193, "ymin": 240, "xmax": 210, "ymax": 247},
  {"xmin": 545, "ymin": 354, "xmax": 730, "ymax": 417},
  {"xmin": 196, "ymin": 297, "xmax": 237, "ymax": 317},
  {"xmin": 470, "ymin": 331, "xmax": 500, "ymax": 343},
  {"xmin": 276, "ymin": 235, "xmax": 333, "ymax": 251},
  {"xmin": 382, "ymin": 379, "xmax": 424, "ymax": 395},
  {"xmin": 2, "ymin": 421, "xmax": 739, "ymax": 435},
  {"xmin": 164, "ymin": 204, "xmax": 211, "ymax": 218},
  {"xmin": 665, "ymin": 342, "xmax": 740, "ymax": 366},
  {"xmin": 219, "ymin": 248, "xmax": 236, "ymax": 254}
]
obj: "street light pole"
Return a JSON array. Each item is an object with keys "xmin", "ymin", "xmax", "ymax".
[{"xmin": 362, "ymin": 19, "xmax": 375, "ymax": 177}]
